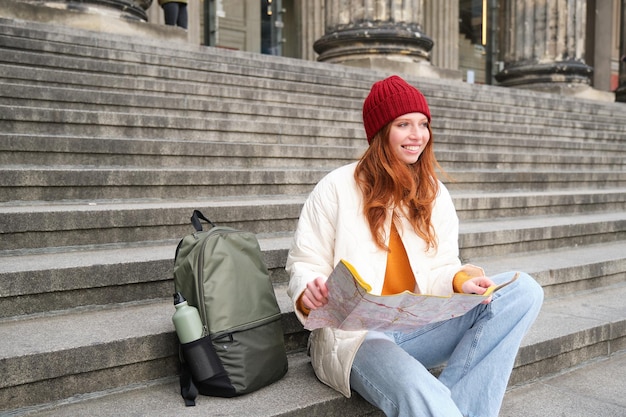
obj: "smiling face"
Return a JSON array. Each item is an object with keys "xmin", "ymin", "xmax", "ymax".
[{"xmin": 387, "ymin": 112, "xmax": 431, "ymax": 165}]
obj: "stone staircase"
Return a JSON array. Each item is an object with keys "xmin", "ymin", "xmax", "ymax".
[{"xmin": 0, "ymin": 17, "xmax": 625, "ymax": 417}]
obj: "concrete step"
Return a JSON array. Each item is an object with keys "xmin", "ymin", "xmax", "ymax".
[
  {"xmin": 1, "ymin": 194, "xmax": 624, "ymax": 255},
  {"xmin": 2, "ymin": 133, "xmax": 625, "ymax": 171},
  {"xmin": 500, "ymin": 350, "xmax": 626, "ymax": 417},
  {"xmin": 3, "ymin": 131, "xmax": 625, "ymax": 168},
  {"xmin": 2, "ymin": 165, "xmax": 625, "ymax": 203},
  {"xmin": 1, "ymin": 93, "xmax": 624, "ymax": 147},
  {"xmin": 2, "ymin": 76, "xmax": 625, "ymax": 143},
  {"xmin": 0, "ymin": 233, "xmax": 293, "ymax": 318},
  {"xmin": 1, "ymin": 222, "xmax": 624, "ymax": 319},
  {"xmin": 0, "ymin": 105, "xmax": 363, "ymax": 146},
  {"xmin": 3, "ymin": 280, "xmax": 625, "ymax": 416},
  {"xmin": 471, "ymin": 240, "xmax": 626, "ymax": 299},
  {"xmin": 458, "ymin": 211, "xmax": 626, "ymax": 259},
  {"xmin": 0, "ymin": 78, "xmax": 362, "ymax": 125},
  {"xmin": 0, "ymin": 134, "xmax": 364, "ymax": 169},
  {"xmin": 1, "ymin": 25, "xmax": 625, "ymax": 144},
  {"xmin": 1, "ymin": 191, "xmax": 625, "ymax": 250},
  {"xmin": 0, "ymin": 15, "xmax": 624, "ymax": 417},
  {"xmin": 1, "ymin": 19, "xmax": 625, "ymax": 123},
  {"xmin": 0, "ymin": 166, "xmax": 329, "ymax": 202},
  {"xmin": 0, "ymin": 196, "xmax": 306, "ymax": 249},
  {"xmin": 452, "ymin": 188, "xmax": 626, "ymax": 220}
]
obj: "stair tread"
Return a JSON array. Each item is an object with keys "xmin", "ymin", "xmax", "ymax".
[
  {"xmin": 0, "ymin": 15, "xmax": 625, "ymax": 416},
  {"xmin": 2, "ymin": 25, "xmax": 624, "ymax": 119},
  {"xmin": 460, "ymin": 210, "xmax": 626, "ymax": 234},
  {"xmin": 2, "ymin": 260, "xmax": 624, "ymax": 360},
  {"xmin": 1, "ymin": 212, "xmax": 624, "ymax": 272},
  {"xmin": 475, "ymin": 240, "xmax": 626, "ymax": 275},
  {"xmin": 6, "ymin": 282, "xmax": 626, "ymax": 417},
  {"xmin": 8, "ymin": 351, "xmax": 364, "ymax": 417}
]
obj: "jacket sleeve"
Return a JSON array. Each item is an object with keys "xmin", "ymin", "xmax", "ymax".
[{"xmin": 286, "ymin": 174, "xmax": 339, "ymax": 324}]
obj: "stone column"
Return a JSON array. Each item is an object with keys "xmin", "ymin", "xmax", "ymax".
[
  {"xmin": 616, "ymin": 0, "xmax": 626, "ymax": 102},
  {"xmin": 299, "ymin": 0, "xmax": 325, "ymax": 61},
  {"xmin": 495, "ymin": 0, "xmax": 594, "ymax": 92},
  {"xmin": 423, "ymin": 0, "xmax": 460, "ymax": 73},
  {"xmin": 313, "ymin": 0, "xmax": 440, "ymax": 78}
]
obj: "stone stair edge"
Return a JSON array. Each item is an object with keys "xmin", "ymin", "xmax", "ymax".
[
  {"xmin": 2, "ymin": 168, "xmax": 625, "ymax": 190},
  {"xmin": 1, "ymin": 19, "xmax": 624, "ymax": 120},
  {"xmin": 1, "ymin": 171, "xmax": 624, "ymax": 204},
  {"xmin": 0, "ymin": 115, "xmax": 624, "ymax": 151},
  {"xmin": 0, "ymin": 134, "xmax": 366, "ymax": 161},
  {"xmin": 1, "ymin": 351, "xmax": 368, "ymax": 417},
  {"xmin": 3, "ymin": 80, "xmax": 626, "ymax": 135},
  {"xmin": 0, "ymin": 18, "xmax": 618, "ymax": 108},
  {"xmin": 2, "ymin": 132, "xmax": 625, "ymax": 155},
  {"xmin": 3, "ymin": 146, "xmax": 625, "ymax": 170},
  {"xmin": 1, "ymin": 58, "xmax": 624, "ymax": 126},
  {"xmin": 2, "ymin": 280, "xmax": 625, "ymax": 417},
  {"xmin": 0, "ymin": 191, "xmax": 623, "ymax": 254},
  {"xmin": 0, "ymin": 14, "xmax": 626, "ymax": 417},
  {"xmin": 0, "ymin": 236, "xmax": 626, "ymax": 322},
  {"xmin": 2, "ymin": 105, "xmax": 623, "ymax": 143},
  {"xmin": 0, "ymin": 24, "xmax": 377, "ymax": 91},
  {"xmin": 2, "ymin": 23, "xmax": 620, "ymax": 120},
  {"xmin": 0, "ymin": 189, "xmax": 624, "ymax": 226},
  {"xmin": 1, "ymin": 215, "xmax": 624, "ymax": 295}
]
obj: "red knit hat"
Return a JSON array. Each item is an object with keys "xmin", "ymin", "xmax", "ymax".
[{"xmin": 362, "ymin": 75, "xmax": 431, "ymax": 143}]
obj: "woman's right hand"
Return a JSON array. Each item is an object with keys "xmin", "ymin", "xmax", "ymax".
[{"xmin": 301, "ymin": 277, "xmax": 329, "ymax": 310}]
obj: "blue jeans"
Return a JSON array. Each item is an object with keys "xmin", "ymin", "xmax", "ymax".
[{"xmin": 349, "ymin": 271, "xmax": 543, "ymax": 417}]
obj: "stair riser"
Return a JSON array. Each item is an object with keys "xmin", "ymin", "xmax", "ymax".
[
  {"xmin": 2, "ymin": 91, "xmax": 625, "ymax": 141},
  {"xmin": 2, "ymin": 147, "xmax": 623, "ymax": 171},
  {"xmin": 3, "ymin": 172, "xmax": 624, "ymax": 203},
  {"xmin": 510, "ymin": 330, "xmax": 624, "ymax": 387},
  {"xmin": 0, "ymin": 334, "xmax": 178, "ymax": 413},
  {"xmin": 2, "ymin": 248, "xmax": 624, "ymax": 320},
  {"xmin": 532, "ymin": 262, "xmax": 626, "ymax": 299},
  {"xmin": 2, "ymin": 113, "xmax": 623, "ymax": 145},
  {"xmin": 1, "ymin": 314, "xmax": 621, "ymax": 414},
  {"xmin": 0, "ymin": 37, "xmax": 623, "ymax": 127},
  {"xmin": 460, "ymin": 224, "xmax": 626, "ymax": 260},
  {"xmin": 2, "ymin": 198, "xmax": 624, "ymax": 249}
]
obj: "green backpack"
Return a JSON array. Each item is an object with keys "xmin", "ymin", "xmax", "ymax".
[{"xmin": 173, "ymin": 210, "xmax": 288, "ymax": 405}]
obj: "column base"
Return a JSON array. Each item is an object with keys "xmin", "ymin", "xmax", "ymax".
[
  {"xmin": 503, "ymin": 82, "xmax": 615, "ymax": 102},
  {"xmin": 495, "ymin": 61, "xmax": 593, "ymax": 89},
  {"xmin": 314, "ymin": 23, "xmax": 433, "ymax": 62},
  {"xmin": 0, "ymin": 0, "xmax": 187, "ymax": 41}
]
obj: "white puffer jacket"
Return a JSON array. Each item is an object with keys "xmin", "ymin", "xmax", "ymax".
[{"xmin": 286, "ymin": 162, "xmax": 467, "ymax": 397}]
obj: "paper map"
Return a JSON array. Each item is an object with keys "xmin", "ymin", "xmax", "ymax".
[{"xmin": 304, "ymin": 260, "xmax": 519, "ymax": 333}]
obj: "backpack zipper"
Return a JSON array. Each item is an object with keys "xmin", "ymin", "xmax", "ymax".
[{"xmin": 196, "ymin": 230, "xmax": 211, "ymax": 336}]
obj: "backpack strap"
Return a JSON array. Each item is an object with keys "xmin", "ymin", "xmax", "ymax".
[
  {"xmin": 179, "ymin": 355, "xmax": 199, "ymax": 406},
  {"xmin": 190, "ymin": 210, "xmax": 216, "ymax": 232}
]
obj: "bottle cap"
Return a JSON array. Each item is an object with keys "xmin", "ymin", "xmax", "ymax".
[{"xmin": 173, "ymin": 292, "xmax": 187, "ymax": 306}]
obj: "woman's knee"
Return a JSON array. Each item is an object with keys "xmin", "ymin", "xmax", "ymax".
[{"xmin": 505, "ymin": 271, "xmax": 544, "ymax": 314}]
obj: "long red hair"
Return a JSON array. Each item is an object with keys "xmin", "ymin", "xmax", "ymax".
[{"xmin": 354, "ymin": 123, "xmax": 441, "ymax": 251}]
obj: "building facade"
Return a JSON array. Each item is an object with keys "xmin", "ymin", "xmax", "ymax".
[{"xmin": 144, "ymin": 0, "xmax": 625, "ymax": 101}]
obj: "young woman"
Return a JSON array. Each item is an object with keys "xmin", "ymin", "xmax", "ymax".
[{"xmin": 286, "ymin": 75, "xmax": 543, "ymax": 417}]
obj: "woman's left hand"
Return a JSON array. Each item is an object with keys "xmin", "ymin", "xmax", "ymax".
[{"xmin": 462, "ymin": 276, "xmax": 495, "ymax": 304}]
